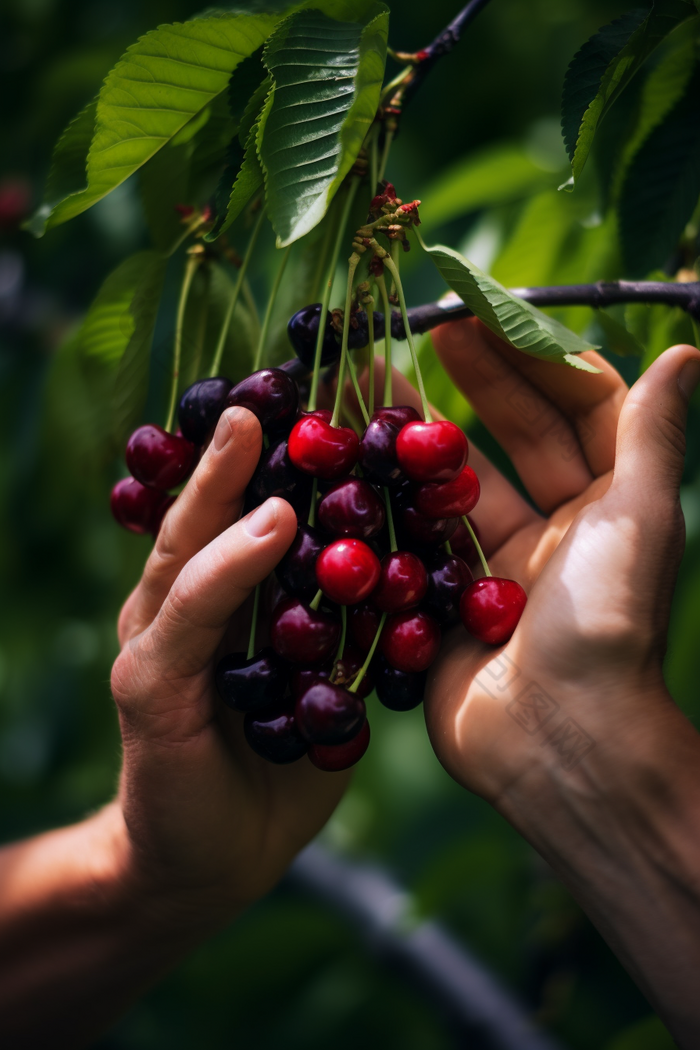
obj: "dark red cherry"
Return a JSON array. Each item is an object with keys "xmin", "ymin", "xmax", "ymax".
[
  {"xmin": 288, "ymin": 416, "xmax": 359, "ymax": 480},
  {"xmin": 373, "ymin": 551, "xmax": 428, "ymax": 613},
  {"xmin": 270, "ymin": 598, "xmax": 340, "ymax": 665},
  {"xmin": 316, "ymin": 538, "xmax": 381, "ymax": 605},
  {"xmin": 278, "ymin": 357, "xmax": 309, "ymax": 382},
  {"xmin": 380, "ymin": 610, "xmax": 441, "ymax": 673},
  {"xmin": 226, "ymin": 368, "xmax": 299, "ymax": 434},
  {"xmin": 302, "ymin": 408, "xmax": 333, "ymax": 423},
  {"xmin": 460, "ymin": 577, "xmax": 527, "ymax": 646},
  {"xmin": 295, "ymin": 681, "xmax": 366, "ymax": 745},
  {"xmin": 308, "ymin": 719, "xmax": 370, "ymax": 771},
  {"xmin": 247, "ymin": 437, "xmax": 312, "ymax": 518},
  {"xmin": 290, "ymin": 664, "xmax": 331, "ymax": 699},
  {"xmin": 318, "ymin": 478, "xmax": 385, "ymax": 539},
  {"xmin": 396, "ymin": 420, "xmax": 468, "ymax": 483},
  {"xmin": 423, "ymin": 553, "xmax": 473, "ymax": 626},
  {"xmin": 125, "ymin": 424, "xmax": 196, "ymax": 490},
  {"xmin": 215, "ymin": 647, "xmax": 288, "ymax": 712},
  {"xmin": 289, "ymin": 646, "xmax": 372, "ymax": 699},
  {"xmin": 414, "ymin": 465, "xmax": 480, "ymax": 519},
  {"xmin": 450, "ymin": 516, "xmax": 482, "ymax": 567},
  {"xmin": 177, "ymin": 376, "xmax": 232, "ymax": 445},
  {"xmin": 358, "ymin": 418, "xmax": 404, "ymax": 488},
  {"xmin": 372, "ymin": 405, "xmax": 421, "ymax": 429},
  {"xmin": 349, "ymin": 601, "xmax": 381, "ymax": 652},
  {"xmin": 244, "ymin": 699, "xmax": 308, "ymax": 764},
  {"xmin": 110, "ymin": 478, "xmax": 174, "ymax": 535},
  {"xmin": 288, "ymin": 304, "xmax": 339, "ymax": 368},
  {"xmin": 374, "ymin": 655, "xmax": 426, "ymax": 711},
  {"xmin": 276, "ymin": 524, "xmax": 326, "ymax": 601},
  {"xmin": 398, "ymin": 502, "xmax": 459, "ymax": 547}
]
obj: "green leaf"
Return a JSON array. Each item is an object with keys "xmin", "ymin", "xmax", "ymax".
[
  {"xmin": 594, "ymin": 308, "xmax": 645, "ymax": 356},
  {"xmin": 25, "ymin": 98, "xmax": 97, "ymax": 237},
  {"xmin": 619, "ymin": 62, "xmax": 700, "ymax": 275},
  {"xmin": 419, "ymin": 238, "xmax": 601, "ymax": 372},
  {"xmin": 561, "ymin": 1, "xmax": 696, "ymax": 183},
  {"xmin": 259, "ymin": 4, "xmax": 388, "ymax": 246}
]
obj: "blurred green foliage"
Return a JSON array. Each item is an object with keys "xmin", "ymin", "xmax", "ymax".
[{"xmin": 1, "ymin": 0, "xmax": 699, "ymax": 1047}]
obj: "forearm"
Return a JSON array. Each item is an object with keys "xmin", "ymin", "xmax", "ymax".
[{"xmin": 0, "ymin": 803, "xmax": 226, "ymax": 1048}]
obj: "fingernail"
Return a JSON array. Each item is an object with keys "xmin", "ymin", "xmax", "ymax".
[
  {"xmin": 678, "ymin": 360, "xmax": 700, "ymax": 402},
  {"xmin": 244, "ymin": 499, "xmax": 278, "ymax": 538}
]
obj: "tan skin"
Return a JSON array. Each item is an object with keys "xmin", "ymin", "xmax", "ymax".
[{"xmin": 1, "ymin": 320, "xmax": 700, "ymax": 1047}]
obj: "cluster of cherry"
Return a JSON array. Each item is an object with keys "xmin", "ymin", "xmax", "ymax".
[{"xmin": 110, "ymin": 306, "xmax": 527, "ymax": 773}]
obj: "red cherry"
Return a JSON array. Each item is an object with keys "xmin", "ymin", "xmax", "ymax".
[
  {"xmin": 414, "ymin": 465, "xmax": 480, "ymax": 519},
  {"xmin": 397, "ymin": 501, "xmax": 458, "ymax": 548},
  {"xmin": 318, "ymin": 478, "xmax": 385, "ymax": 539},
  {"xmin": 373, "ymin": 551, "xmax": 428, "ymax": 613},
  {"xmin": 295, "ymin": 681, "xmax": 366, "ymax": 745},
  {"xmin": 110, "ymin": 478, "xmax": 174, "ymax": 535},
  {"xmin": 303, "ymin": 408, "xmax": 333, "ymax": 423},
  {"xmin": 372, "ymin": 405, "xmax": 421, "ymax": 429},
  {"xmin": 316, "ymin": 538, "xmax": 381, "ymax": 605},
  {"xmin": 380, "ymin": 610, "xmax": 441, "ymax": 673},
  {"xmin": 125, "ymin": 424, "xmax": 196, "ymax": 490},
  {"xmin": 288, "ymin": 416, "xmax": 359, "ymax": 480},
  {"xmin": 450, "ymin": 516, "xmax": 482, "ymax": 566},
  {"xmin": 270, "ymin": 598, "xmax": 340, "ymax": 665},
  {"xmin": 460, "ymin": 577, "xmax": 527, "ymax": 646},
  {"xmin": 349, "ymin": 601, "xmax": 381, "ymax": 652},
  {"xmin": 395, "ymin": 421, "xmax": 468, "ymax": 483},
  {"xmin": 243, "ymin": 699, "xmax": 308, "ymax": 764},
  {"xmin": 308, "ymin": 719, "xmax": 370, "ymax": 772}
]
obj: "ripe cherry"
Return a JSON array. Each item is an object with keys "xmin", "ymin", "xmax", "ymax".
[
  {"xmin": 295, "ymin": 681, "xmax": 366, "ymax": 745},
  {"xmin": 372, "ymin": 405, "xmax": 421, "ymax": 429},
  {"xmin": 177, "ymin": 376, "xmax": 232, "ymax": 445},
  {"xmin": 373, "ymin": 551, "xmax": 428, "ymax": 613},
  {"xmin": 380, "ymin": 610, "xmax": 441, "ymax": 673},
  {"xmin": 270, "ymin": 598, "xmax": 340, "ymax": 665},
  {"xmin": 396, "ymin": 420, "xmax": 468, "ymax": 483},
  {"xmin": 215, "ymin": 647, "xmax": 288, "ymax": 712},
  {"xmin": 318, "ymin": 478, "xmax": 385, "ymax": 539},
  {"xmin": 247, "ymin": 437, "xmax": 312, "ymax": 518},
  {"xmin": 110, "ymin": 478, "xmax": 174, "ymax": 535},
  {"xmin": 423, "ymin": 553, "xmax": 473, "ymax": 626},
  {"xmin": 288, "ymin": 304, "xmax": 339, "ymax": 368},
  {"xmin": 374, "ymin": 656, "xmax": 426, "ymax": 711},
  {"xmin": 226, "ymin": 368, "xmax": 299, "ymax": 433},
  {"xmin": 414, "ymin": 465, "xmax": 480, "ymax": 519},
  {"xmin": 398, "ymin": 502, "xmax": 458, "ymax": 547},
  {"xmin": 244, "ymin": 699, "xmax": 308, "ymax": 764},
  {"xmin": 308, "ymin": 720, "xmax": 371, "ymax": 772},
  {"xmin": 460, "ymin": 577, "xmax": 527, "ymax": 646},
  {"xmin": 276, "ymin": 524, "xmax": 326, "ymax": 602},
  {"xmin": 358, "ymin": 418, "xmax": 403, "ymax": 487},
  {"xmin": 349, "ymin": 601, "xmax": 381, "ymax": 652},
  {"xmin": 126, "ymin": 424, "xmax": 196, "ymax": 490},
  {"xmin": 290, "ymin": 646, "xmax": 372, "ymax": 700},
  {"xmin": 316, "ymin": 538, "xmax": 381, "ymax": 605},
  {"xmin": 450, "ymin": 516, "xmax": 482, "ymax": 566},
  {"xmin": 288, "ymin": 416, "xmax": 360, "ymax": 480}
]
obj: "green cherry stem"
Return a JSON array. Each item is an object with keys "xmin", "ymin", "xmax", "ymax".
[
  {"xmin": 444, "ymin": 539, "xmax": 453, "ymax": 555},
  {"xmin": 246, "ymin": 583, "xmax": 261, "ymax": 660},
  {"xmin": 381, "ymin": 251, "xmax": 432, "ymax": 423},
  {"xmin": 462, "ymin": 515, "xmax": 491, "ymax": 577},
  {"xmin": 367, "ymin": 286, "xmax": 376, "ymax": 416},
  {"xmin": 209, "ymin": 207, "xmax": 265, "ymax": 378},
  {"xmin": 378, "ymin": 128, "xmax": 394, "ymax": 183},
  {"xmin": 165, "ymin": 250, "xmax": 200, "ymax": 433},
  {"xmin": 345, "ymin": 350, "xmax": 370, "ymax": 427},
  {"xmin": 348, "ymin": 612, "xmax": 387, "ymax": 695},
  {"xmin": 333, "ymin": 605, "xmax": 348, "ymax": 669},
  {"xmin": 375, "ymin": 272, "xmax": 393, "ymax": 407},
  {"xmin": 307, "ymin": 477, "xmax": 318, "ymax": 528},
  {"xmin": 330, "ymin": 254, "xmax": 360, "ymax": 429},
  {"xmin": 253, "ymin": 244, "xmax": 291, "ymax": 372},
  {"xmin": 383, "ymin": 487, "xmax": 397, "ymax": 552},
  {"xmin": 310, "ymin": 588, "xmax": 323, "ymax": 612},
  {"xmin": 370, "ymin": 127, "xmax": 379, "ymax": 195}
]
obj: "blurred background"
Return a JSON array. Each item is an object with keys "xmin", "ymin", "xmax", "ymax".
[{"xmin": 0, "ymin": 0, "xmax": 696, "ymax": 1046}]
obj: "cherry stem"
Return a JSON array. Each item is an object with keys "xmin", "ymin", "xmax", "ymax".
[
  {"xmin": 331, "ymin": 254, "xmax": 361, "ymax": 428},
  {"xmin": 444, "ymin": 539, "xmax": 453, "ymax": 555},
  {"xmin": 462, "ymin": 515, "xmax": 490, "ymax": 577},
  {"xmin": 348, "ymin": 612, "xmax": 387, "ymax": 695},
  {"xmin": 310, "ymin": 588, "xmax": 323, "ymax": 612},
  {"xmin": 253, "ymin": 244, "xmax": 291, "ymax": 372},
  {"xmin": 376, "ymin": 273, "xmax": 393, "ymax": 407},
  {"xmin": 381, "ymin": 251, "xmax": 433, "ymax": 423},
  {"xmin": 370, "ymin": 127, "xmax": 379, "ymax": 195},
  {"xmin": 383, "ymin": 487, "xmax": 397, "ymax": 552},
  {"xmin": 167, "ymin": 213, "xmax": 205, "ymax": 258},
  {"xmin": 209, "ymin": 207, "xmax": 265, "ymax": 378},
  {"xmin": 378, "ymin": 128, "xmax": 394, "ymax": 183},
  {"xmin": 189, "ymin": 264, "xmax": 211, "ymax": 384},
  {"xmin": 165, "ymin": 250, "xmax": 200, "ymax": 433},
  {"xmin": 333, "ymin": 605, "xmax": 347, "ymax": 669},
  {"xmin": 246, "ymin": 583, "xmax": 261, "ymax": 661},
  {"xmin": 308, "ymin": 178, "xmax": 360, "ymax": 412},
  {"xmin": 367, "ymin": 287, "xmax": 376, "ymax": 417},
  {"xmin": 345, "ymin": 350, "xmax": 370, "ymax": 427},
  {"xmin": 307, "ymin": 477, "xmax": 318, "ymax": 528}
]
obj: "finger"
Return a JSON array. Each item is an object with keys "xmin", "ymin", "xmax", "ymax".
[{"xmin": 119, "ymin": 407, "xmax": 263, "ymax": 643}]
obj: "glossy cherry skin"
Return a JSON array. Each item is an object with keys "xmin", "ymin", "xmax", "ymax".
[
  {"xmin": 295, "ymin": 681, "xmax": 366, "ymax": 745},
  {"xmin": 270, "ymin": 598, "xmax": 340, "ymax": 665},
  {"xmin": 278, "ymin": 357, "xmax": 309, "ymax": 382},
  {"xmin": 244, "ymin": 699, "xmax": 308, "ymax": 764},
  {"xmin": 398, "ymin": 502, "xmax": 459, "ymax": 547},
  {"xmin": 290, "ymin": 646, "xmax": 372, "ymax": 700},
  {"xmin": 450, "ymin": 516, "xmax": 481, "ymax": 566},
  {"xmin": 396, "ymin": 420, "xmax": 468, "ymax": 483},
  {"xmin": 423, "ymin": 553, "xmax": 473, "ymax": 626},
  {"xmin": 316, "ymin": 539, "xmax": 381, "ymax": 606},
  {"xmin": 308, "ymin": 719, "xmax": 370, "ymax": 772},
  {"xmin": 226, "ymin": 368, "xmax": 299, "ymax": 434},
  {"xmin": 288, "ymin": 416, "xmax": 360, "ymax": 480},
  {"xmin": 177, "ymin": 376, "xmax": 232, "ymax": 445},
  {"xmin": 358, "ymin": 418, "xmax": 403, "ymax": 488},
  {"xmin": 460, "ymin": 577, "xmax": 527, "ymax": 646},
  {"xmin": 110, "ymin": 478, "xmax": 174, "ymax": 535},
  {"xmin": 126, "ymin": 424, "xmax": 196, "ymax": 490},
  {"xmin": 276, "ymin": 524, "xmax": 326, "ymax": 602},
  {"xmin": 349, "ymin": 601, "xmax": 381, "ymax": 652},
  {"xmin": 372, "ymin": 405, "xmax": 421, "ymax": 429},
  {"xmin": 215, "ymin": 647, "xmax": 288, "ymax": 712},
  {"xmin": 380, "ymin": 610, "xmax": 441, "ymax": 673},
  {"xmin": 373, "ymin": 551, "xmax": 428, "ymax": 613},
  {"xmin": 247, "ymin": 438, "xmax": 312, "ymax": 518},
  {"xmin": 318, "ymin": 478, "xmax": 385, "ymax": 539},
  {"xmin": 374, "ymin": 655, "xmax": 426, "ymax": 711},
  {"xmin": 414, "ymin": 465, "xmax": 480, "ymax": 519},
  {"xmin": 288, "ymin": 304, "xmax": 339, "ymax": 368}
]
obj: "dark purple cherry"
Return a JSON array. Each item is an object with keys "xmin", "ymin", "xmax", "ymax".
[
  {"xmin": 308, "ymin": 719, "xmax": 370, "ymax": 771},
  {"xmin": 247, "ymin": 437, "xmax": 313, "ymax": 518},
  {"xmin": 278, "ymin": 358, "xmax": 309, "ymax": 382},
  {"xmin": 295, "ymin": 681, "xmax": 366, "ymax": 745},
  {"xmin": 374, "ymin": 655, "xmax": 426, "ymax": 711},
  {"xmin": 244, "ymin": 699, "xmax": 308, "ymax": 764},
  {"xmin": 398, "ymin": 502, "xmax": 459, "ymax": 548},
  {"xmin": 270, "ymin": 598, "xmax": 340, "ymax": 665},
  {"xmin": 290, "ymin": 664, "xmax": 331, "ymax": 699},
  {"xmin": 215, "ymin": 647, "xmax": 288, "ymax": 712},
  {"xmin": 358, "ymin": 418, "xmax": 404, "ymax": 487},
  {"xmin": 423, "ymin": 553, "xmax": 473, "ymax": 626},
  {"xmin": 226, "ymin": 368, "xmax": 299, "ymax": 433},
  {"xmin": 276, "ymin": 524, "xmax": 326, "ymax": 601},
  {"xmin": 110, "ymin": 478, "xmax": 174, "ymax": 535},
  {"xmin": 372, "ymin": 405, "xmax": 421, "ymax": 429},
  {"xmin": 177, "ymin": 376, "xmax": 232, "ymax": 445},
  {"xmin": 346, "ymin": 311, "xmax": 369, "ymax": 350},
  {"xmin": 349, "ymin": 601, "xmax": 381, "ymax": 653},
  {"xmin": 126, "ymin": 424, "xmax": 196, "ymax": 490},
  {"xmin": 289, "ymin": 646, "xmax": 372, "ymax": 700},
  {"xmin": 318, "ymin": 478, "xmax": 385, "ymax": 539},
  {"xmin": 288, "ymin": 304, "xmax": 339, "ymax": 368}
]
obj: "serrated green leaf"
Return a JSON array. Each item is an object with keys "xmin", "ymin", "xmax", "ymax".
[
  {"xmin": 594, "ymin": 308, "xmax": 645, "ymax": 356},
  {"xmin": 561, "ymin": 1, "xmax": 696, "ymax": 183},
  {"xmin": 419, "ymin": 238, "xmax": 601, "ymax": 372},
  {"xmin": 260, "ymin": 4, "xmax": 388, "ymax": 246},
  {"xmin": 25, "ymin": 98, "xmax": 97, "ymax": 237}
]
